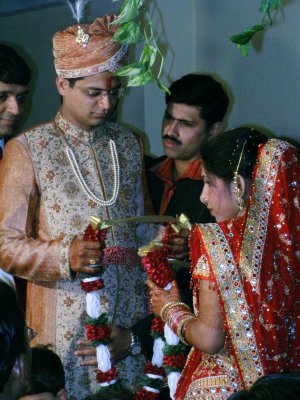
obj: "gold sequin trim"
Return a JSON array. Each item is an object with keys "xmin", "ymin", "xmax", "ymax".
[
  {"xmin": 199, "ymin": 224, "xmax": 264, "ymax": 389},
  {"xmin": 240, "ymin": 139, "xmax": 290, "ymax": 292}
]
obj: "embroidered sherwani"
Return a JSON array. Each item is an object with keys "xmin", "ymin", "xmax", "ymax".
[{"xmin": 0, "ymin": 113, "xmax": 148, "ymax": 399}]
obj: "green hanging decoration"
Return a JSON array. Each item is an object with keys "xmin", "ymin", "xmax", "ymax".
[
  {"xmin": 230, "ymin": 0, "xmax": 282, "ymax": 56},
  {"xmin": 111, "ymin": 0, "xmax": 169, "ymax": 93}
]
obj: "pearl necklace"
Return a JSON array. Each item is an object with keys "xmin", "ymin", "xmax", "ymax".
[{"xmin": 65, "ymin": 139, "xmax": 120, "ymax": 206}]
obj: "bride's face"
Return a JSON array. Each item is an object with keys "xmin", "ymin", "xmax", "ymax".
[{"xmin": 200, "ymin": 169, "xmax": 240, "ymax": 222}]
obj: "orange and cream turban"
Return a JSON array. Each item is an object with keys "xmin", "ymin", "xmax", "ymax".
[{"xmin": 53, "ymin": 14, "xmax": 127, "ymax": 78}]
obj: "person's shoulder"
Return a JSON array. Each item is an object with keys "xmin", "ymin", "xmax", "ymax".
[
  {"xmin": 145, "ymin": 154, "xmax": 166, "ymax": 170},
  {"xmin": 13, "ymin": 120, "xmax": 54, "ymax": 141}
]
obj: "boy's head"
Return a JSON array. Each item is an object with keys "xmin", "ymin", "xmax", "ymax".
[
  {"xmin": 21, "ymin": 346, "xmax": 67, "ymax": 400},
  {"xmin": 0, "ymin": 281, "xmax": 30, "ymax": 399}
]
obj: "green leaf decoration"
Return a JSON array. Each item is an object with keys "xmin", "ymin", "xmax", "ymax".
[
  {"xmin": 230, "ymin": 24, "xmax": 264, "ymax": 45},
  {"xmin": 238, "ymin": 43, "xmax": 250, "ymax": 57},
  {"xmin": 114, "ymin": 62, "xmax": 142, "ymax": 77},
  {"xmin": 127, "ymin": 69, "xmax": 153, "ymax": 86},
  {"xmin": 231, "ymin": 0, "xmax": 284, "ymax": 56},
  {"xmin": 85, "ymin": 313, "xmax": 109, "ymax": 326},
  {"xmin": 141, "ymin": 376, "xmax": 164, "ymax": 390},
  {"xmin": 163, "ymin": 343, "xmax": 186, "ymax": 355},
  {"xmin": 111, "ymin": 0, "xmax": 168, "ymax": 92},
  {"xmin": 156, "ymin": 79, "xmax": 171, "ymax": 95},
  {"xmin": 113, "ymin": 21, "xmax": 143, "ymax": 44},
  {"xmin": 260, "ymin": 0, "xmax": 282, "ymax": 14},
  {"xmin": 111, "ymin": 0, "xmax": 145, "ymax": 25}
]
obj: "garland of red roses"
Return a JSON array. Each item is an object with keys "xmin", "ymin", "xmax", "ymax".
[
  {"xmin": 135, "ymin": 223, "xmax": 187, "ymax": 400},
  {"xmin": 81, "ymin": 224, "xmax": 118, "ymax": 386}
]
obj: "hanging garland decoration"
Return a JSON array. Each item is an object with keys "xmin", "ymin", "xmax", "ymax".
[
  {"xmin": 135, "ymin": 215, "xmax": 192, "ymax": 400},
  {"xmin": 111, "ymin": 0, "xmax": 169, "ymax": 93},
  {"xmin": 81, "ymin": 223, "xmax": 119, "ymax": 387},
  {"xmin": 230, "ymin": 0, "xmax": 282, "ymax": 56}
]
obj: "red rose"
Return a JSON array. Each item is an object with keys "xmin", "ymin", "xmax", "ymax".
[
  {"xmin": 144, "ymin": 361, "xmax": 166, "ymax": 377},
  {"xmin": 80, "ymin": 279, "xmax": 104, "ymax": 292},
  {"xmin": 96, "ymin": 367, "xmax": 117, "ymax": 384},
  {"xmin": 83, "ymin": 224, "xmax": 107, "ymax": 243},
  {"xmin": 142, "ymin": 249, "xmax": 175, "ymax": 288},
  {"xmin": 150, "ymin": 317, "xmax": 165, "ymax": 335},
  {"xmin": 135, "ymin": 389, "xmax": 160, "ymax": 400},
  {"xmin": 163, "ymin": 354, "xmax": 187, "ymax": 369},
  {"xmin": 85, "ymin": 324, "xmax": 111, "ymax": 342}
]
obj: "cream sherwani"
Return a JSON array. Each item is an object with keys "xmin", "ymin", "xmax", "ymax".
[{"xmin": 0, "ymin": 112, "xmax": 148, "ymax": 399}]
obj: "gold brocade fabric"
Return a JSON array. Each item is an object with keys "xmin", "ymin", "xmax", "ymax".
[{"xmin": 0, "ymin": 113, "xmax": 148, "ymax": 399}]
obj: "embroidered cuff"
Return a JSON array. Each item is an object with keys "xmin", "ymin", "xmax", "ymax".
[{"xmin": 58, "ymin": 235, "xmax": 76, "ymax": 280}]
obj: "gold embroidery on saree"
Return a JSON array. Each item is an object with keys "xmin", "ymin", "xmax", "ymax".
[
  {"xmin": 185, "ymin": 374, "xmax": 230, "ymax": 400},
  {"xmin": 240, "ymin": 139, "xmax": 290, "ymax": 292},
  {"xmin": 198, "ymin": 224, "xmax": 263, "ymax": 389},
  {"xmin": 194, "ymin": 254, "xmax": 210, "ymax": 278}
]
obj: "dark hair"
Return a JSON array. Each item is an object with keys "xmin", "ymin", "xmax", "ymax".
[
  {"xmin": 66, "ymin": 77, "xmax": 84, "ymax": 88},
  {"xmin": 201, "ymin": 127, "xmax": 268, "ymax": 183},
  {"xmin": 228, "ymin": 372, "xmax": 300, "ymax": 400},
  {"xmin": 84, "ymin": 386, "xmax": 133, "ymax": 400},
  {"xmin": 0, "ymin": 44, "xmax": 31, "ymax": 85},
  {"xmin": 165, "ymin": 74, "xmax": 229, "ymax": 128},
  {"xmin": 0, "ymin": 281, "xmax": 26, "ymax": 393},
  {"xmin": 29, "ymin": 346, "xmax": 65, "ymax": 396}
]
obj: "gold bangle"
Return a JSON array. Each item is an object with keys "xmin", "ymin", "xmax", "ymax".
[
  {"xmin": 160, "ymin": 301, "xmax": 179, "ymax": 322},
  {"xmin": 179, "ymin": 315, "xmax": 197, "ymax": 345},
  {"xmin": 160, "ymin": 301, "xmax": 190, "ymax": 323}
]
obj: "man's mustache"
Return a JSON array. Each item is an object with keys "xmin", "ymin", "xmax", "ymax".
[{"xmin": 162, "ymin": 134, "xmax": 182, "ymax": 145}]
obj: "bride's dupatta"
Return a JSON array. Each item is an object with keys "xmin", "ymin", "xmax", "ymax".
[{"xmin": 177, "ymin": 139, "xmax": 300, "ymax": 399}]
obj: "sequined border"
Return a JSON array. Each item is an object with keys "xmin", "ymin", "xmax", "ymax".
[
  {"xmin": 240, "ymin": 139, "xmax": 290, "ymax": 292},
  {"xmin": 199, "ymin": 224, "xmax": 263, "ymax": 388},
  {"xmin": 185, "ymin": 374, "xmax": 230, "ymax": 400}
]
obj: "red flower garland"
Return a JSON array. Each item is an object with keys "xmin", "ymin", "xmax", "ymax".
[
  {"xmin": 80, "ymin": 279, "xmax": 104, "ymax": 292},
  {"xmin": 83, "ymin": 224, "xmax": 107, "ymax": 243},
  {"xmin": 162, "ymin": 354, "xmax": 186, "ymax": 370},
  {"xmin": 150, "ymin": 317, "xmax": 165, "ymax": 338},
  {"xmin": 136, "ymin": 223, "xmax": 189, "ymax": 399},
  {"xmin": 96, "ymin": 367, "xmax": 118, "ymax": 384},
  {"xmin": 135, "ymin": 389, "xmax": 160, "ymax": 400},
  {"xmin": 142, "ymin": 248, "xmax": 176, "ymax": 288},
  {"xmin": 144, "ymin": 360, "xmax": 166, "ymax": 377},
  {"xmin": 85, "ymin": 324, "xmax": 112, "ymax": 342},
  {"xmin": 82, "ymin": 223, "xmax": 117, "ymax": 385}
]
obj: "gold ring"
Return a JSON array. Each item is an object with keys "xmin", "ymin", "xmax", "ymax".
[{"xmin": 89, "ymin": 259, "xmax": 96, "ymax": 265}]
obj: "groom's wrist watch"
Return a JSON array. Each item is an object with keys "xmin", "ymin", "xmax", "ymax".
[{"xmin": 129, "ymin": 330, "xmax": 141, "ymax": 356}]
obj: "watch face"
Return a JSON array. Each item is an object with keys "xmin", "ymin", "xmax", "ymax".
[{"xmin": 131, "ymin": 342, "xmax": 141, "ymax": 356}]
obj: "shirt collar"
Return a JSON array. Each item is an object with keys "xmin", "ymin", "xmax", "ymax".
[
  {"xmin": 55, "ymin": 111, "xmax": 102, "ymax": 143},
  {"xmin": 153, "ymin": 157, "xmax": 202, "ymax": 185}
]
